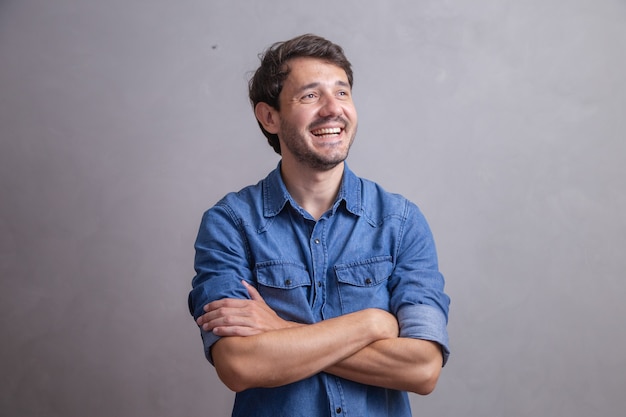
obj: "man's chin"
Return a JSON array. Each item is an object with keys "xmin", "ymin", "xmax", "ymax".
[{"xmin": 304, "ymin": 153, "xmax": 349, "ymax": 171}]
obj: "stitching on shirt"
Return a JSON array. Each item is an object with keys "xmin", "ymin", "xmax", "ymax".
[{"xmin": 217, "ymin": 201, "xmax": 255, "ymax": 268}]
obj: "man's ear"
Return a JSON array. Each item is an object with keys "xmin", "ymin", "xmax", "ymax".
[{"xmin": 254, "ymin": 102, "xmax": 279, "ymax": 134}]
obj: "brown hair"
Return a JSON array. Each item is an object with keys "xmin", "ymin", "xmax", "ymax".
[{"xmin": 248, "ymin": 34, "xmax": 354, "ymax": 154}]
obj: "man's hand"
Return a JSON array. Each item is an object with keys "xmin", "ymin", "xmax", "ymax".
[{"xmin": 196, "ymin": 280, "xmax": 298, "ymax": 336}]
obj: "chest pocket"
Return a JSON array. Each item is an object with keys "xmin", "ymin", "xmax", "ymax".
[
  {"xmin": 334, "ymin": 256, "xmax": 394, "ymax": 314},
  {"xmin": 255, "ymin": 261, "xmax": 313, "ymax": 323}
]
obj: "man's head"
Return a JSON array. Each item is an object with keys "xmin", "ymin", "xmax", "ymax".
[{"xmin": 249, "ymin": 34, "xmax": 354, "ymax": 155}]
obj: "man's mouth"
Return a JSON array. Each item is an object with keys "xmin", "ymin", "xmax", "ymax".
[{"xmin": 311, "ymin": 127, "xmax": 342, "ymax": 137}]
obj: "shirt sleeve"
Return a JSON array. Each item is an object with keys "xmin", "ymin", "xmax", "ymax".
[
  {"xmin": 389, "ymin": 201, "xmax": 451, "ymax": 365},
  {"xmin": 188, "ymin": 203, "xmax": 253, "ymax": 364}
]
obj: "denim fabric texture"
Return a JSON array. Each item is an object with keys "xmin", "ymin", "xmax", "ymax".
[{"xmin": 189, "ymin": 163, "xmax": 450, "ymax": 417}]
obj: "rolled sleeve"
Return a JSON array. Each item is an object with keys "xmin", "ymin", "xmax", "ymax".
[
  {"xmin": 188, "ymin": 203, "xmax": 253, "ymax": 365},
  {"xmin": 398, "ymin": 304, "xmax": 450, "ymax": 366},
  {"xmin": 200, "ymin": 328, "xmax": 221, "ymax": 365}
]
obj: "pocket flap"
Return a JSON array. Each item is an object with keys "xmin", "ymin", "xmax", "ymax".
[
  {"xmin": 334, "ymin": 256, "xmax": 393, "ymax": 287},
  {"xmin": 256, "ymin": 261, "xmax": 311, "ymax": 289}
]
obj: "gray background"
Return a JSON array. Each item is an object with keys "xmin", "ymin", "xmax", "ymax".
[{"xmin": 1, "ymin": 0, "xmax": 625, "ymax": 416}]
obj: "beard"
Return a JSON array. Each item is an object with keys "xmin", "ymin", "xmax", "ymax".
[{"xmin": 279, "ymin": 117, "xmax": 357, "ymax": 171}]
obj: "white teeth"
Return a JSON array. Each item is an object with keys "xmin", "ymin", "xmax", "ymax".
[{"xmin": 312, "ymin": 127, "xmax": 341, "ymax": 136}]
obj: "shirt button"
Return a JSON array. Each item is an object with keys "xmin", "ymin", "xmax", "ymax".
[
  {"xmin": 335, "ymin": 407, "xmax": 342, "ymax": 414},
  {"xmin": 314, "ymin": 238, "xmax": 320, "ymax": 244},
  {"xmin": 285, "ymin": 279, "xmax": 292, "ymax": 286},
  {"xmin": 365, "ymin": 278, "xmax": 372, "ymax": 285},
  {"xmin": 317, "ymin": 281, "xmax": 322, "ymax": 287}
]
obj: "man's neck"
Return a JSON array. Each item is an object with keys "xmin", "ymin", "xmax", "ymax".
[{"xmin": 280, "ymin": 160, "xmax": 344, "ymax": 220}]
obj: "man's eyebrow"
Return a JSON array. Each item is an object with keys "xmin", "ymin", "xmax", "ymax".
[
  {"xmin": 297, "ymin": 82, "xmax": 320, "ymax": 93},
  {"xmin": 297, "ymin": 80, "xmax": 351, "ymax": 93}
]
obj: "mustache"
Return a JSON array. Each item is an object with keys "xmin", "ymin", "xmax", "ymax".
[{"xmin": 308, "ymin": 116, "xmax": 348, "ymax": 130}]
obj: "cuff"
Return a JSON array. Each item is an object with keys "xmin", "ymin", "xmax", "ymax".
[
  {"xmin": 200, "ymin": 328, "xmax": 221, "ymax": 365},
  {"xmin": 397, "ymin": 304, "xmax": 450, "ymax": 366}
]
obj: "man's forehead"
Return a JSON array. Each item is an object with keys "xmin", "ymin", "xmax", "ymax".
[{"xmin": 283, "ymin": 57, "xmax": 349, "ymax": 85}]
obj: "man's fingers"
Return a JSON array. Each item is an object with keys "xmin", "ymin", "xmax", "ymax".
[
  {"xmin": 202, "ymin": 296, "xmax": 252, "ymax": 313},
  {"xmin": 199, "ymin": 312, "xmax": 246, "ymax": 332},
  {"xmin": 196, "ymin": 284, "xmax": 278, "ymax": 334},
  {"xmin": 242, "ymin": 280, "xmax": 264, "ymax": 302}
]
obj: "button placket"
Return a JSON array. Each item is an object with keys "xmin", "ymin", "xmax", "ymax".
[{"xmin": 310, "ymin": 220, "xmax": 326, "ymax": 319}]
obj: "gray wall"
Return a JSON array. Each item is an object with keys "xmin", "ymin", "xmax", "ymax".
[{"xmin": 1, "ymin": 0, "xmax": 625, "ymax": 416}]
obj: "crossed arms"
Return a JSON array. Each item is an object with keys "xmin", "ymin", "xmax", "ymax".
[{"xmin": 196, "ymin": 280, "xmax": 443, "ymax": 394}]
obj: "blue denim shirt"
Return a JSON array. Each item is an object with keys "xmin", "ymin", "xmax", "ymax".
[{"xmin": 189, "ymin": 163, "xmax": 450, "ymax": 417}]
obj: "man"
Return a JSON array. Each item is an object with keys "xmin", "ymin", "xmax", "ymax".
[{"xmin": 188, "ymin": 33, "xmax": 450, "ymax": 417}]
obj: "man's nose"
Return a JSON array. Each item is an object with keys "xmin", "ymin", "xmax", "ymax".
[{"xmin": 319, "ymin": 95, "xmax": 342, "ymax": 118}]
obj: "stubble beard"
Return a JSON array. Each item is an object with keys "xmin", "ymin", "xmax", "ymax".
[{"xmin": 279, "ymin": 118, "xmax": 357, "ymax": 171}]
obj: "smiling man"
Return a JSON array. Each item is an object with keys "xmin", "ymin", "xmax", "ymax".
[{"xmin": 188, "ymin": 34, "xmax": 450, "ymax": 417}]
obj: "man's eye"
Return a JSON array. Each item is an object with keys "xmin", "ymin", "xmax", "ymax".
[{"xmin": 301, "ymin": 93, "xmax": 317, "ymax": 102}]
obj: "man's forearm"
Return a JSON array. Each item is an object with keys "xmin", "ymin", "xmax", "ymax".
[
  {"xmin": 211, "ymin": 308, "xmax": 398, "ymax": 392},
  {"xmin": 325, "ymin": 337, "xmax": 443, "ymax": 395}
]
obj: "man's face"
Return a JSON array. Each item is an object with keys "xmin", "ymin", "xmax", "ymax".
[{"xmin": 276, "ymin": 57, "xmax": 358, "ymax": 171}]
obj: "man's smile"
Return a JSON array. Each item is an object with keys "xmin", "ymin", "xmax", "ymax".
[{"xmin": 311, "ymin": 127, "xmax": 343, "ymax": 137}]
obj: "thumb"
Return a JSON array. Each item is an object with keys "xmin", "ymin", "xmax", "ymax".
[{"xmin": 241, "ymin": 280, "xmax": 265, "ymax": 303}]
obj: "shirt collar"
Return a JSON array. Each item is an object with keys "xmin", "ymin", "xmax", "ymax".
[{"xmin": 263, "ymin": 162, "xmax": 362, "ymax": 218}]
